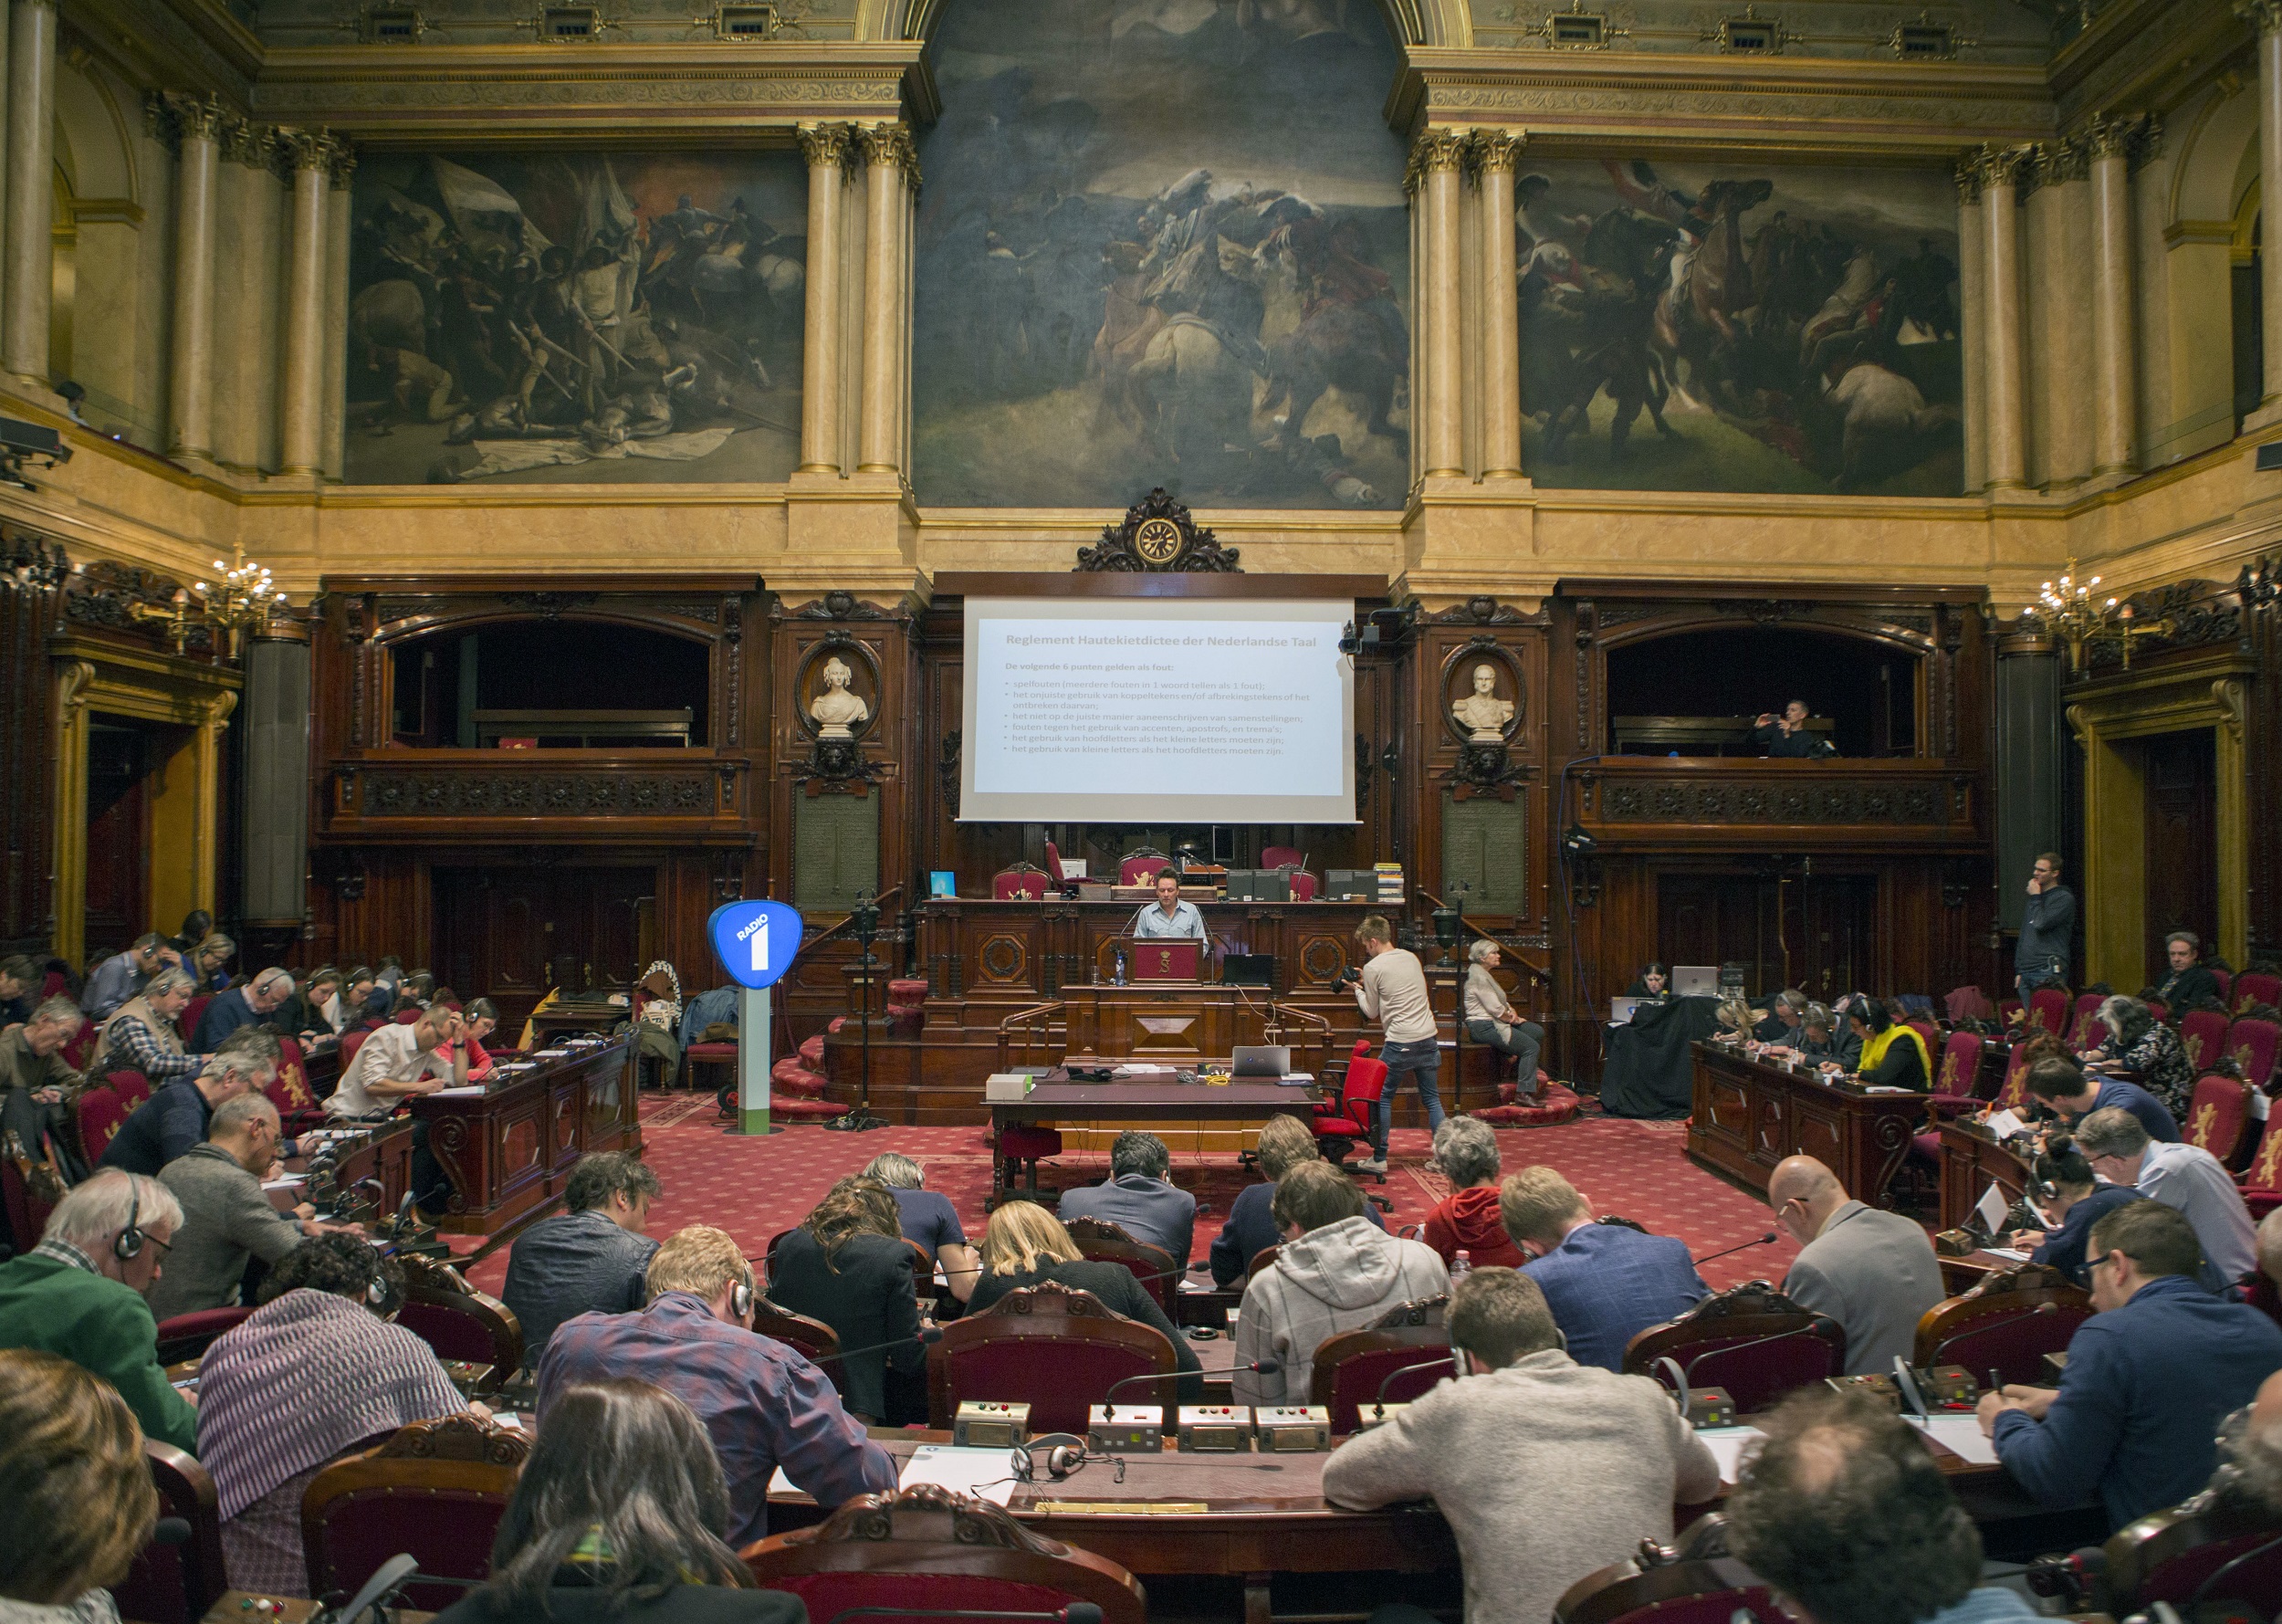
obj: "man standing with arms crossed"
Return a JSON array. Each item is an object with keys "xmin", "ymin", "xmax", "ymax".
[{"xmin": 1345, "ymin": 917, "xmax": 1440, "ymax": 1175}]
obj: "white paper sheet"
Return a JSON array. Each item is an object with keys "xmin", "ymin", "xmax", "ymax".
[
  {"xmin": 1975, "ymin": 1182, "xmax": 2012, "ymax": 1236},
  {"xmin": 1906, "ymin": 1413, "xmax": 2001, "ymax": 1465},
  {"xmin": 1981, "ymin": 1246, "xmax": 2032, "ymax": 1263},
  {"xmin": 1985, "ymin": 1108, "xmax": 2026, "ymax": 1138},
  {"xmin": 897, "ymin": 1445, "xmax": 1020, "ymax": 1505},
  {"xmin": 1696, "ymin": 1425, "xmax": 1765, "ymax": 1483},
  {"xmin": 428, "ymin": 1085, "xmax": 487, "ymax": 1097}
]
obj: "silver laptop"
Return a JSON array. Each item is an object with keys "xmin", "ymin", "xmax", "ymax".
[
  {"xmin": 1231, "ymin": 1044, "xmax": 1290, "ymax": 1079},
  {"xmin": 1610, "ymin": 996, "xmax": 1645, "ymax": 1024},
  {"xmin": 1673, "ymin": 965, "xmax": 1721, "ymax": 997}
]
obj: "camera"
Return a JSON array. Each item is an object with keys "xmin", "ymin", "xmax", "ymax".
[{"xmin": 1329, "ymin": 965, "xmax": 1362, "ymax": 992}]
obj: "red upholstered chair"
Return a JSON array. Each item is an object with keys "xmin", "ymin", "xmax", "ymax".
[
  {"xmin": 1556, "ymin": 1547, "xmax": 1783, "ymax": 1624},
  {"xmin": 2027, "ymin": 986, "xmax": 2071, "ymax": 1038},
  {"xmin": 742, "ymin": 1486, "xmax": 1147, "ymax": 1624},
  {"xmin": 2101, "ymin": 1493, "xmax": 2282, "ymax": 1618},
  {"xmin": 107, "ymin": 1069, "xmax": 152, "ymax": 1108},
  {"xmin": 338, "ymin": 1026, "xmax": 372, "ymax": 1074},
  {"xmin": 2236, "ymin": 971, "xmax": 2282, "ymax": 1014},
  {"xmin": 1288, "ymin": 869, "xmax": 1319, "ymax": 901},
  {"xmin": 752, "ymin": 1299, "xmax": 849, "ymax": 1399},
  {"xmin": 301, "ymin": 1413, "xmax": 529, "ymax": 1612},
  {"xmin": 1904, "ymin": 1017, "xmax": 1941, "ymax": 1057},
  {"xmin": 991, "ymin": 864, "xmax": 1049, "ymax": 901},
  {"xmin": 267, "ymin": 1036, "xmax": 328, "ymax": 1132},
  {"xmin": 927, "ymin": 1281, "xmax": 1178, "ymax": 1434},
  {"xmin": 1624, "ymin": 1283, "xmax": 1847, "ymax": 1415},
  {"xmin": 1313, "ymin": 1039, "xmax": 1387, "ymax": 1176},
  {"xmin": 1911, "ymin": 1264, "xmax": 2091, "ymax": 1389},
  {"xmin": 110, "ymin": 1442, "xmax": 227, "ymax": 1624},
  {"xmin": 2226, "ymin": 1018, "xmax": 2280, "ymax": 1089},
  {"xmin": 2241, "ymin": 1116, "xmax": 2282, "ymax": 1220},
  {"xmin": 38, "ymin": 969, "xmax": 68, "ymax": 1000},
  {"xmin": 2183, "ymin": 1074, "xmax": 2255, "ymax": 1163},
  {"xmin": 1991, "ymin": 1043, "xmax": 2036, "ymax": 1115},
  {"xmin": 2181, "ymin": 1009, "xmax": 2232, "ymax": 1074},
  {"xmin": 1261, "ymin": 844, "xmax": 1305, "ymax": 871},
  {"xmin": 1116, "ymin": 848, "xmax": 1171, "ymax": 885},
  {"xmin": 152, "ymin": 1306, "xmax": 255, "ymax": 1367},
  {"xmin": 60, "ymin": 1017, "xmax": 97, "ymax": 1073},
  {"xmin": 73, "ymin": 1086, "xmax": 128, "ymax": 1165},
  {"xmin": 175, "ymin": 997, "xmax": 211, "ymax": 1047},
  {"xmin": 1309, "ymin": 1294, "xmax": 1453, "ymax": 1434},
  {"xmin": 1, "ymin": 1153, "xmax": 46, "ymax": 1261},
  {"xmin": 393, "ymin": 1255, "xmax": 524, "ymax": 1388},
  {"xmin": 2066, "ymin": 993, "xmax": 2105, "ymax": 1052},
  {"xmin": 1043, "ymin": 838, "xmax": 1071, "ymax": 892},
  {"xmin": 1063, "ymin": 1217, "xmax": 1178, "ymax": 1315},
  {"xmin": 1929, "ymin": 1032, "xmax": 1987, "ymax": 1115},
  {"xmin": 685, "ymin": 1037, "xmax": 740, "ymax": 1096},
  {"xmin": 997, "ymin": 1124, "xmax": 1063, "ymax": 1195},
  {"xmin": 1245, "ymin": 1243, "xmax": 1280, "ymax": 1281}
]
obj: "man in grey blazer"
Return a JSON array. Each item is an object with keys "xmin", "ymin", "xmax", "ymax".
[
  {"xmin": 1055, "ymin": 1130, "xmax": 1198, "ymax": 1269},
  {"xmin": 1768, "ymin": 1155, "xmax": 1945, "ymax": 1377}
]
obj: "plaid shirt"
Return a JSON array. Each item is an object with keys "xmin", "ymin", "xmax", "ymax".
[
  {"xmin": 96, "ymin": 1015, "xmax": 204, "ymax": 1084},
  {"xmin": 32, "ymin": 1235, "xmax": 97, "ymax": 1273},
  {"xmin": 537, "ymin": 1290, "xmax": 897, "ymax": 1548}
]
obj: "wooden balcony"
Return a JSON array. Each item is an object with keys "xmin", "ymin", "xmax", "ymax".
[
  {"xmin": 321, "ymin": 751, "xmax": 749, "ymax": 843},
  {"xmin": 1573, "ymin": 757, "xmax": 1981, "ymax": 852}
]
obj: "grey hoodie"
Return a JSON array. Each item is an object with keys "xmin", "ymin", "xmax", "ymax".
[{"xmin": 1232, "ymin": 1214, "xmax": 1450, "ymax": 1406}]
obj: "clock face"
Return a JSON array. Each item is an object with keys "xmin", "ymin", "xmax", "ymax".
[{"xmin": 1134, "ymin": 518, "xmax": 1184, "ymax": 565}]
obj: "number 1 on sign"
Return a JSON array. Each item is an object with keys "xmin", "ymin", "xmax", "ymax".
[{"xmin": 749, "ymin": 917, "xmax": 769, "ymax": 975}]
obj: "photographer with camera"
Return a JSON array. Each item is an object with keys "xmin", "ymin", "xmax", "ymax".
[{"xmin": 1338, "ymin": 917, "xmax": 1441, "ymax": 1175}]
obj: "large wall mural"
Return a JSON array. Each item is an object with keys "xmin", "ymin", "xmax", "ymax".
[
  {"xmin": 346, "ymin": 152, "xmax": 806, "ymax": 484},
  {"xmin": 1517, "ymin": 159, "xmax": 1963, "ymax": 496},
  {"xmin": 912, "ymin": 0, "xmax": 1411, "ymax": 511}
]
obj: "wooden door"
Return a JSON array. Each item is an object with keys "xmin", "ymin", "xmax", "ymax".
[
  {"xmin": 432, "ymin": 864, "xmax": 659, "ymax": 1030},
  {"xmin": 82, "ymin": 720, "xmax": 150, "ymax": 959},
  {"xmin": 1659, "ymin": 873, "xmax": 1779, "ymax": 995},
  {"xmin": 2142, "ymin": 728, "xmax": 2217, "ymax": 987},
  {"xmin": 1796, "ymin": 875, "xmax": 1878, "ymax": 1005}
]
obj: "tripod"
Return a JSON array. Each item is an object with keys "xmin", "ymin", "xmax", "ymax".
[{"xmin": 824, "ymin": 890, "xmax": 888, "ymax": 1133}]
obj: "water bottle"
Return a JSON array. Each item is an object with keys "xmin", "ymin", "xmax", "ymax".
[
  {"xmin": 1450, "ymin": 1249, "xmax": 1471, "ymax": 1282},
  {"xmin": 1113, "ymin": 947, "xmax": 1127, "ymax": 987}
]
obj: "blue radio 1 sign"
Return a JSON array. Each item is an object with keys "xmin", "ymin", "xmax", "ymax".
[{"xmin": 707, "ymin": 899, "xmax": 805, "ymax": 990}]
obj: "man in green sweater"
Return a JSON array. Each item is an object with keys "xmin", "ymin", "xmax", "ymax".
[{"xmin": 0, "ymin": 1168, "xmax": 198, "ymax": 1451}]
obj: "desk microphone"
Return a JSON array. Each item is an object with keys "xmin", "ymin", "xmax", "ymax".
[
  {"xmin": 1680, "ymin": 1319, "xmax": 1828, "ymax": 1384},
  {"xmin": 1927, "ymin": 1301, "xmax": 2057, "ymax": 1367},
  {"xmin": 1096, "ymin": 1357, "xmax": 1277, "ymax": 1408},
  {"xmin": 1371, "ymin": 1354, "xmax": 1458, "ymax": 1419},
  {"xmin": 829, "ymin": 1606, "xmax": 1104, "ymax": 1624},
  {"xmin": 774, "ymin": 1323, "xmax": 945, "ymax": 1369},
  {"xmin": 314, "ymin": 1553, "xmax": 419, "ymax": 1624},
  {"xmin": 1691, "ymin": 1232, "xmax": 1778, "ymax": 1267}
]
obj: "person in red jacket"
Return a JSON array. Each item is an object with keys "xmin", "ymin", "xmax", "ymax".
[{"xmin": 1421, "ymin": 1116, "xmax": 1526, "ymax": 1269}]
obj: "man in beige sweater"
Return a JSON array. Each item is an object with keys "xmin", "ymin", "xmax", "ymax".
[
  {"xmin": 1323, "ymin": 1267, "xmax": 1722, "ymax": 1624},
  {"xmin": 1349, "ymin": 915, "xmax": 1440, "ymax": 1173}
]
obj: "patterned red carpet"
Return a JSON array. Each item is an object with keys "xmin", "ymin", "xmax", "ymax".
[{"xmin": 459, "ymin": 1093, "xmax": 1801, "ymax": 1294}]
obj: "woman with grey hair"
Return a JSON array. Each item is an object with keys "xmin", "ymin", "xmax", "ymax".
[
  {"xmin": 1421, "ymin": 1116, "xmax": 1523, "ymax": 1268},
  {"xmin": 1463, "ymin": 938, "xmax": 1543, "ymax": 1098},
  {"xmin": 90, "ymin": 966, "xmax": 203, "ymax": 1083},
  {"xmin": 1786, "ymin": 1002, "xmax": 1861, "ymax": 1070},
  {"xmin": 2085, "ymin": 994, "xmax": 2193, "ymax": 1116},
  {"xmin": 859, "ymin": 1151, "xmax": 979, "ymax": 1302}
]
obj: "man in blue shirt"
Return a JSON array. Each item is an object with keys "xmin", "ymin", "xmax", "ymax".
[
  {"xmin": 1980, "ymin": 1200, "xmax": 2282, "ymax": 1529},
  {"xmin": 1502, "ymin": 1165, "xmax": 1707, "ymax": 1369},
  {"xmin": 192, "ymin": 967, "xmax": 294, "ymax": 1052},
  {"xmin": 79, "ymin": 934, "xmax": 181, "ymax": 1022},
  {"xmin": 1130, "ymin": 868, "xmax": 1207, "ymax": 940},
  {"xmin": 2026, "ymin": 1057, "xmax": 2178, "ymax": 1143},
  {"xmin": 97, "ymin": 1050, "xmax": 268, "ymax": 1176},
  {"xmin": 1057, "ymin": 1129, "xmax": 1199, "ymax": 1269},
  {"xmin": 863, "ymin": 1150, "xmax": 980, "ymax": 1303}
]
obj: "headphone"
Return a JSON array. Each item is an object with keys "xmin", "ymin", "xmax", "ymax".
[
  {"xmin": 730, "ymin": 1274, "xmax": 754, "ymax": 1320},
  {"xmin": 113, "ymin": 1182, "xmax": 146, "ymax": 1263},
  {"xmin": 1010, "ymin": 1432, "xmax": 1091, "ymax": 1482}
]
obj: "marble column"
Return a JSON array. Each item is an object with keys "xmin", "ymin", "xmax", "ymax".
[
  {"xmin": 1414, "ymin": 128, "xmax": 1468, "ymax": 480},
  {"xmin": 277, "ymin": 127, "xmax": 341, "ymax": 476},
  {"xmin": 797, "ymin": 123, "xmax": 850, "ymax": 475},
  {"xmin": 1982, "ymin": 144, "xmax": 2033, "ymax": 492},
  {"xmin": 2245, "ymin": 0, "xmax": 2282, "ymax": 412},
  {"xmin": 1, "ymin": 0, "xmax": 57, "ymax": 386},
  {"xmin": 162, "ymin": 93, "xmax": 225, "ymax": 462},
  {"xmin": 1954, "ymin": 157, "xmax": 1987, "ymax": 493},
  {"xmin": 856, "ymin": 121, "xmax": 915, "ymax": 476},
  {"xmin": 1473, "ymin": 130, "xmax": 1523, "ymax": 479},
  {"xmin": 2086, "ymin": 114, "xmax": 2144, "ymax": 477}
]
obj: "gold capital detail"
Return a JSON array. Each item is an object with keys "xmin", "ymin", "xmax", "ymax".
[
  {"xmin": 1471, "ymin": 131, "xmax": 1523, "ymax": 175},
  {"xmin": 221, "ymin": 117, "xmax": 277, "ymax": 170},
  {"xmin": 860, "ymin": 121, "xmax": 917, "ymax": 172},
  {"xmin": 1412, "ymin": 129, "xmax": 1470, "ymax": 175},
  {"xmin": 799, "ymin": 122, "xmax": 852, "ymax": 169},
  {"xmin": 278, "ymin": 127, "xmax": 346, "ymax": 173},
  {"xmin": 2236, "ymin": 0, "xmax": 2282, "ymax": 37},
  {"xmin": 1984, "ymin": 143, "xmax": 2037, "ymax": 191}
]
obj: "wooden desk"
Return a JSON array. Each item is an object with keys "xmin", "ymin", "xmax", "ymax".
[
  {"xmin": 990, "ymin": 1073, "xmax": 1318, "ymax": 1203},
  {"xmin": 412, "ymin": 1035, "xmax": 640, "ymax": 1235},
  {"xmin": 525, "ymin": 998, "xmax": 633, "ymax": 1046},
  {"xmin": 1939, "ymin": 1118, "xmax": 2036, "ymax": 1232},
  {"xmin": 1689, "ymin": 1042, "xmax": 1930, "ymax": 1208},
  {"xmin": 275, "ymin": 1120, "xmax": 415, "ymax": 1221}
]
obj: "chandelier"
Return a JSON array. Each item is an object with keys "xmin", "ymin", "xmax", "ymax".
[
  {"xmin": 2022, "ymin": 558, "xmax": 2171, "ymax": 674},
  {"xmin": 127, "ymin": 543, "xmax": 288, "ymax": 658}
]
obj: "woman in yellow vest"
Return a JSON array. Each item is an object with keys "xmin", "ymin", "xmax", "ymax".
[{"xmin": 1826, "ymin": 995, "xmax": 1931, "ymax": 1088}]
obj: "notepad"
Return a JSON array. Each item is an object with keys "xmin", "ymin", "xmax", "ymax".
[
  {"xmin": 1696, "ymin": 1425, "xmax": 1765, "ymax": 1483},
  {"xmin": 898, "ymin": 1444, "xmax": 1019, "ymax": 1505},
  {"xmin": 1906, "ymin": 1413, "xmax": 2000, "ymax": 1465},
  {"xmin": 428, "ymin": 1085, "xmax": 487, "ymax": 1097}
]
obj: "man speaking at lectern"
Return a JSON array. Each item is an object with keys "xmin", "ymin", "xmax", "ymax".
[{"xmin": 1132, "ymin": 868, "xmax": 1208, "ymax": 940}]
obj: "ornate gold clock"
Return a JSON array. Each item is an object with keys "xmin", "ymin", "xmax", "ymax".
[{"xmin": 1134, "ymin": 517, "xmax": 1183, "ymax": 565}]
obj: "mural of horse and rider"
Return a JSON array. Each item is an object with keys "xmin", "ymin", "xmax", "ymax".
[
  {"xmin": 910, "ymin": 0, "xmax": 1413, "ymax": 511},
  {"xmin": 344, "ymin": 152, "xmax": 807, "ymax": 484},
  {"xmin": 1516, "ymin": 158, "xmax": 1963, "ymax": 495}
]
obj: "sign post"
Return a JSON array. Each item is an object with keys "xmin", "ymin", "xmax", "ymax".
[{"xmin": 707, "ymin": 898, "xmax": 805, "ymax": 1137}]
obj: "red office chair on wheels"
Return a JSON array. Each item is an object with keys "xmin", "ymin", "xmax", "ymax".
[{"xmin": 1313, "ymin": 1039, "xmax": 1388, "ymax": 1182}]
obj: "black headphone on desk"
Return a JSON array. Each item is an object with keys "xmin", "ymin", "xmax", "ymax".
[
  {"xmin": 1011, "ymin": 1432, "xmax": 1091, "ymax": 1482},
  {"xmin": 114, "ymin": 1182, "xmax": 146, "ymax": 1263}
]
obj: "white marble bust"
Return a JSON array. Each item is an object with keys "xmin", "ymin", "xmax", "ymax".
[
  {"xmin": 811, "ymin": 655, "xmax": 870, "ymax": 739},
  {"xmin": 1452, "ymin": 663, "xmax": 1513, "ymax": 742}
]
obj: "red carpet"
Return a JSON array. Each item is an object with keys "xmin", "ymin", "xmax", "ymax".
[{"xmin": 460, "ymin": 1095, "xmax": 1800, "ymax": 1294}]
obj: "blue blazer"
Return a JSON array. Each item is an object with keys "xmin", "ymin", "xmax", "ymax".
[
  {"xmin": 1523, "ymin": 1223, "xmax": 1710, "ymax": 1372},
  {"xmin": 1055, "ymin": 1173, "xmax": 1199, "ymax": 1270},
  {"xmin": 1993, "ymin": 1273, "xmax": 2282, "ymax": 1529}
]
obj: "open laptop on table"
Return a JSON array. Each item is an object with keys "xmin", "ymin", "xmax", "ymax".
[
  {"xmin": 1672, "ymin": 965, "xmax": 1721, "ymax": 997},
  {"xmin": 1230, "ymin": 1045, "xmax": 1290, "ymax": 1079},
  {"xmin": 1610, "ymin": 996, "xmax": 1645, "ymax": 1024}
]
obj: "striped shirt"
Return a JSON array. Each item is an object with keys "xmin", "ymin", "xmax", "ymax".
[{"xmin": 92, "ymin": 1015, "xmax": 203, "ymax": 1084}]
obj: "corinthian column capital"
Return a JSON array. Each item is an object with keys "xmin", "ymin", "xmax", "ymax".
[
  {"xmin": 798, "ymin": 121, "xmax": 853, "ymax": 169},
  {"xmin": 1470, "ymin": 130, "xmax": 1524, "ymax": 175},
  {"xmin": 2236, "ymin": 0, "xmax": 2282, "ymax": 37}
]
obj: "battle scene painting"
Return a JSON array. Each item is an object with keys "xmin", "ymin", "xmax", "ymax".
[
  {"xmin": 1516, "ymin": 160, "xmax": 1962, "ymax": 495},
  {"xmin": 912, "ymin": 0, "xmax": 1411, "ymax": 511},
  {"xmin": 345, "ymin": 152, "xmax": 805, "ymax": 484}
]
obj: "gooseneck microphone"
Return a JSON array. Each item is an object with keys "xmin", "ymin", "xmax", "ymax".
[
  {"xmin": 782, "ymin": 1322, "xmax": 946, "ymax": 1369},
  {"xmin": 1371, "ymin": 1354, "xmax": 1459, "ymax": 1419},
  {"xmin": 1095, "ymin": 1357, "xmax": 1278, "ymax": 1408},
  {"xmin": 1691, "ymin": 1232, "xmax": 1779, "ymax": 1267},
  {"xmin": 1927, "ymin": 1301, "xmax": 2057, "ymax": 1367},
  {"xmin": 1680, "ymin": 1319, "xmax": 1827, "ymax": 1383}
]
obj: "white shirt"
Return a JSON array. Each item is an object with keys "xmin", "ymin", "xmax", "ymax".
[{"xmin": 329, "ymin": 1022, "xmax": 447, "ymax": 1118}]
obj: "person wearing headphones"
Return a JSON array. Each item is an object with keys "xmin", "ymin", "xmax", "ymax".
[
  {"xmin": 0, "ymin": 1169, "xmax": 197, "ymax": 1451},
  {"xmin": 1822, "ymin": 995, "xmax": 1929, "ymax": 1090},
  {"xmin": 537, "ymin": 1224, "xmax": 897, "ymax": 1551},
  {"xmin": 193, "ymin": 966, "xmax": 297, "ymax": 1052}
]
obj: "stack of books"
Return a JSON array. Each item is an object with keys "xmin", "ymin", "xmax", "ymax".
[{"xmin": 1374, "ymin": 861, "xmax": 1404, "ymax": 905}]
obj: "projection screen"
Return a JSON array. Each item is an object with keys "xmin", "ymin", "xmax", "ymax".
[{"xmin": 959, "ymin": 595, "xmax": 1357, "ymax": 824}]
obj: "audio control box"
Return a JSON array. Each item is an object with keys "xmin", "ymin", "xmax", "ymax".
[
  {"xmin": 1254, "ymin": 1406, "xmax": 1331, "ymax": 1451},
  {"xmin": 1087, "ymin": 1404, "xmax": 1164, "ymax": 1453},
  {"xmin": 1684, "ymin": 1387, "xmax": 1735, "ymax": 1428},
  {"xmin": 1177, "ymin": 1405, "xmax": 1255, "ymax": 1451},
  {"xmin": 953, "ymin": 1399, "xmax": 1031, "ymax": 1449},
  {"xmin": 1355, "ymin": 1401, "xmax": 1409, "ymax": 1430}
]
